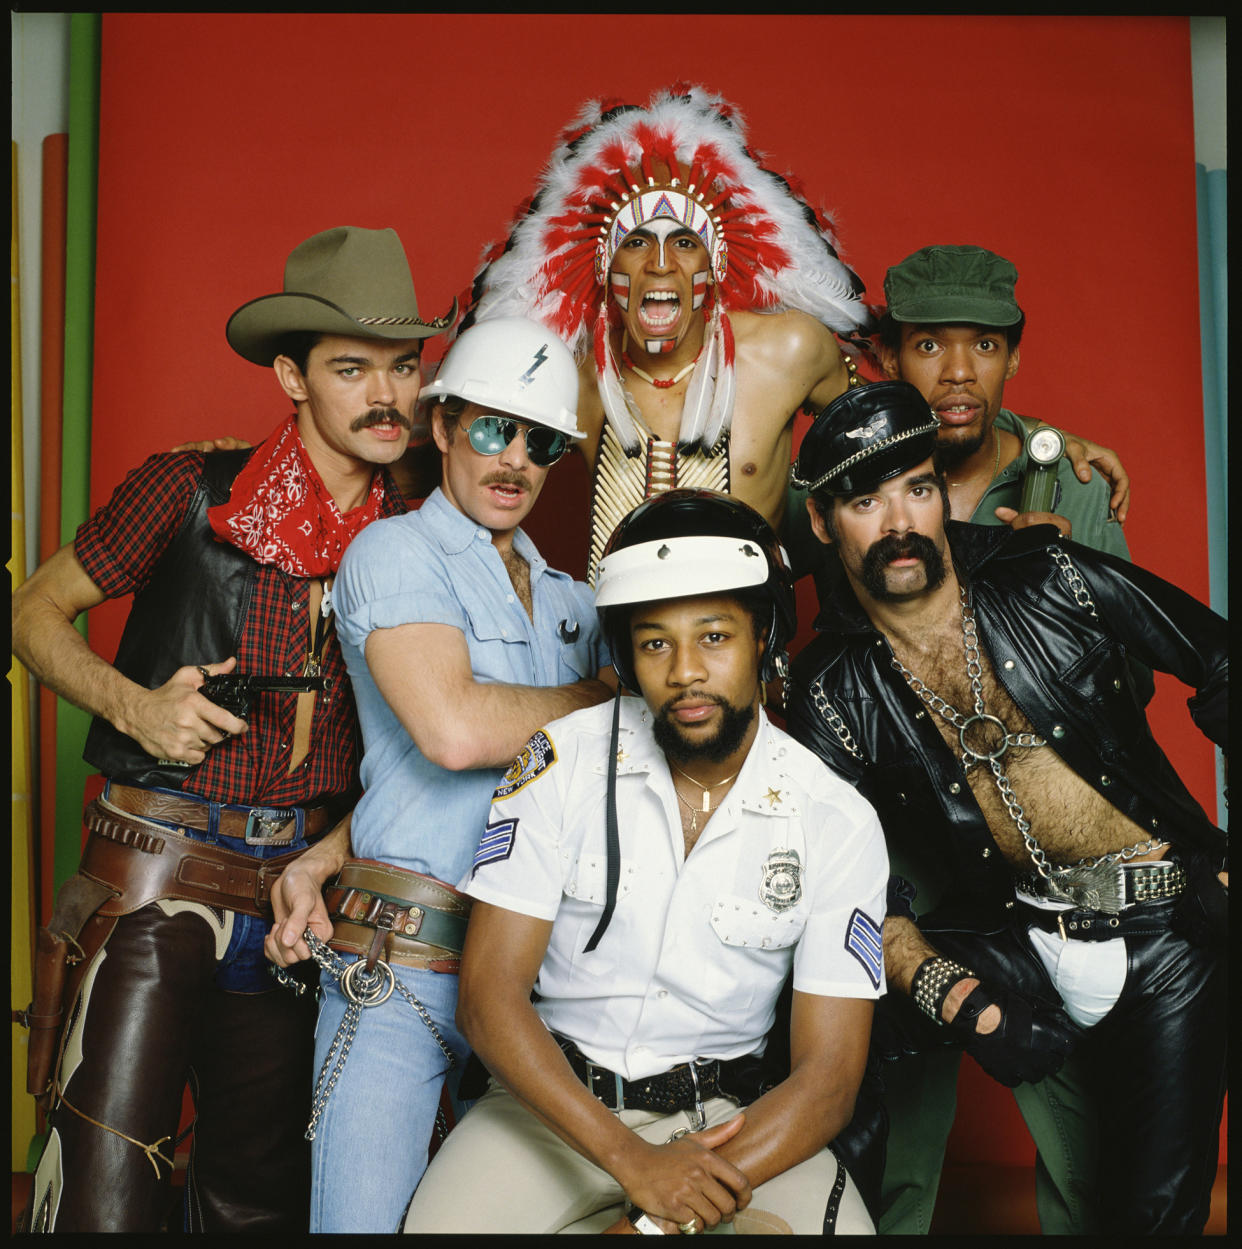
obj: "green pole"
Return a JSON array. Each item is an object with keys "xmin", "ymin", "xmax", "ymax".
[{"xmin": 54, "ymin": 12, "xmax": 101, "ymax": 893}]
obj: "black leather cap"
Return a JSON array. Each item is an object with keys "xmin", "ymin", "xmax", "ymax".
[{"xmin": 792, "ymin": 380, "xmax": 940, "ymax": 497}]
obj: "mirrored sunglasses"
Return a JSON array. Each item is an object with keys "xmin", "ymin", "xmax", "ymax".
[{"xmin": 464, "ymin": 415, "xmax": 569, "ymax": 467}]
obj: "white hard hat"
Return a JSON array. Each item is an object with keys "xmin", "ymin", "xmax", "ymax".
[{"xmin": 420, "ymin": 317, "xmax": 584, "ymax": 439}]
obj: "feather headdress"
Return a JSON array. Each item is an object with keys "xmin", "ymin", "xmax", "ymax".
[{"xmin": 467, "ymin": 84, "xmax": 871, "ymax": 454}]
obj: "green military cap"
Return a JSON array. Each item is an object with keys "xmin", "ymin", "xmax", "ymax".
[{"xmin": 884, "ymin": 244, "xmax": 1021, "ymax": 327}]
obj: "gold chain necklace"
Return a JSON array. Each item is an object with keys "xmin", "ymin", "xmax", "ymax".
[{"xmin": 669, "ymin": 759, "xmax": 741, "ymax": 814}]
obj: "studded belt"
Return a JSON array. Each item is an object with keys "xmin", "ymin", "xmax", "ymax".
[
  {"xmin": 1016, "ymin": 859, "xmax": 1187, "ymax": 941},
  {"xmin": 552, "ymin": 1033, "xmax": 756, "ymax": 1115},
  {"xmin": 1015, "ymin": 858, "xmax": 1186, "ymax": 914}
]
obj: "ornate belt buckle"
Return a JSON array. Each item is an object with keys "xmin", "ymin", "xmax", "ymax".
[
  {"xmin": 1046, "ymin": 863, "xmax": 1126, "ymax": 914},
  {"xmin": 245, "ymin": 807, "xmax": 298, "ymax": 845}
]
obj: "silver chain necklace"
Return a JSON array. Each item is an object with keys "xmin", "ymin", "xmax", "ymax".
[{"xmin": 890, "ymin": 584, "xmax": 1164, "ymax": 880}]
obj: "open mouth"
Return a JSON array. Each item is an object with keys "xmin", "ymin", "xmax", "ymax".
[
  {"xmin": 486, "ymin": 480, "xmax": 528, "ymax": 505},
  {"xmin": 365, "ymin": 422, "xmax": 405, "ymax": 441},
  {"xmin": 637, "ymin": 291, "xmax": 681, "ymax": 336},
  {"xmin": 934, "ymin": 400, "xmax": 981, "ymax": 426}
]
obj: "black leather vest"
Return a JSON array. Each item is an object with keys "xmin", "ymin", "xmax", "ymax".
[{"xmin": 83, "ymin": 449, "xmax": 258, "ymax": 789}]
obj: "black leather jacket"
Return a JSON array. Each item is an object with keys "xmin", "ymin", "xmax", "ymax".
[{"xmin": 786, "ymin": 522, "xmax": 1228, "ymax": 931}]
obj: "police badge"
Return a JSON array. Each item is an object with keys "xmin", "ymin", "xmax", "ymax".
[{"xmin": 760, "ymin": 848, "xmax": 803, "ymax": 913}]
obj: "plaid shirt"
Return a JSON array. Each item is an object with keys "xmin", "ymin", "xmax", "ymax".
[{"xmin": 75, "ymin": 450, "xmax": 407, "ymax": 808}]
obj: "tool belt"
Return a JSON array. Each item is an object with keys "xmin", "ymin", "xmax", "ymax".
[
  {"xmin": 105, "ymin": 781, "xmax": 341, "ymax": 846},
  {"xmin": 324, "ymin": 859, "xmax": 471, "ymax": 975},
  {"xmin": 552, "ymin": 1033, "xmax": 760, "ymax": 1115}
]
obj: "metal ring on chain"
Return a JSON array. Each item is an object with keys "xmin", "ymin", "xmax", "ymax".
[
  {"xmin": 339, "ymin": 956, "xmax": 396, "ymax": 1006},
  {"xmin": 958, "ymin": 712, "xmax": 1012, "ymax": 763}
]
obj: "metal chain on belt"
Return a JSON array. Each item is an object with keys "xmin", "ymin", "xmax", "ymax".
[
  {"xmin": 271, "ymin": 929, "xmax": 457, "ymax": 1141},
  {"xmin": 890, "ymin": 584, "xmax": 1162, "ymax": 880}
]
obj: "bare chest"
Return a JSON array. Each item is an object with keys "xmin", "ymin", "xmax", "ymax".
[{"xmin": 893, "ymin": 635, "xmax": 1150, "ymax": 869}]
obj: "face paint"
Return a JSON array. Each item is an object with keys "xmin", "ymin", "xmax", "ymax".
[
  {"xmin": 643, "ymin": 218, "xmax": 686, "ymax": 270},
  {"xmin": 596, "ymin": 187, "xmax": 725, "ymax": 285},
  {"xmin": 610, "ymin": 271, "xmax": 630, "ymax": 312}
]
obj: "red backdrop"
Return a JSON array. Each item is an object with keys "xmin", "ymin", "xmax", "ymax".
[{"xmin": 86, "ymin": 14, "xmax": 1219, "ymax": 1168}]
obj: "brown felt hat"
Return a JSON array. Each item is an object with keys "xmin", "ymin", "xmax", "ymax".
[{"xmin": 226, "ymin": 226, "xmax": 456, "ymax": 366}]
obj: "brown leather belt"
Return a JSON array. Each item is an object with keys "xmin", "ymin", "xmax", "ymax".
[
  {"xmin": 325, "ymin": 859, "xmax": 472, "ymax": 974},
  {"xmin": 106, "ymin": 782, "xmax": 340, "ymax": 846},
  {"xmin": 81, "ymin": 799, "xmax": 304, "ymax": 920}
]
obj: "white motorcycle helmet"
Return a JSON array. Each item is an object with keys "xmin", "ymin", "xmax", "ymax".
[{"xmin": 420, "ymin": 316, "xmax": 584, "ymax": 439}]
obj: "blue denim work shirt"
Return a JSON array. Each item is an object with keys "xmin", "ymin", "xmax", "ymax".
[{"xmin": 334, "ymin": 487, "xmax": 604, "ymax": 885}]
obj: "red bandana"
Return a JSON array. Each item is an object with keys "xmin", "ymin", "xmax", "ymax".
[{"xmin": 207, "ymin": 415, "xmax": 389, "ymax": 577}]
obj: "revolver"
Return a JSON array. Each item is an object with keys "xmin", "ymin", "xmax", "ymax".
[{"xmin": 200, "ymin": 673, "xmax": 324, "ymax": 719}]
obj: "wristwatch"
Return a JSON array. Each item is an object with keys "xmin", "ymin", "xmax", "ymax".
[{"xmin": 628, "ymin": 1207, "xmax": 666, "ymax": 1234}]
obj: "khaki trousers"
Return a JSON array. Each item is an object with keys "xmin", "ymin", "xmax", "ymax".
[{"xmin": 403, "ymin": 1083, "xmax": 874, "ymax": 1235}]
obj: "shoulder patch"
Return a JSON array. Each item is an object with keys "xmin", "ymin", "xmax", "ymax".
[
  {"xmin": 492, "ymin": 730, "xmax": 557, "ymax": 802},
  {"xmin": 844, "ymin": 908, "xmax": 883, "ymax": 989},
  {"xmin": 472, "ymin": 817, "xmax": 519, "ymax": 876}
]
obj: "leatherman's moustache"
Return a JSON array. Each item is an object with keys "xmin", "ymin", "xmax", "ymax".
[
  {"xmin": 869, "ymin": 533, "xmax": 936, "ymax": 563},
  {"xmin": 351, "ymin": 408, "xmax": 411, "ymax": 432}
]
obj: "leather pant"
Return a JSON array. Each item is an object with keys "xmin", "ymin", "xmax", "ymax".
[
  {"xmin": 25, "ymin": 901, "xmax": 317, "ymax": 1233},
  {"xmin": 865, "ymin": 898, "xmax": 1227, "ymax": 1234}
]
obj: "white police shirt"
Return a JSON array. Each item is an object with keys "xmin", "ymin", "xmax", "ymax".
[{"xmin": 461, "ymin": 697, "xmax": 889, "ymax": 1082}]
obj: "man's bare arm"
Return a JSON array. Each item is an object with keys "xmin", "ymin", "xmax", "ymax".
[
  {"xmin": 458, "ymin": 901, "xmax": 753, "ymax": 1231},
  {"xmin": 12, "ymin": 543, "xmax": 247, "ymax": 762},
  {"xmin": 701, "ymin": 991, "xmax": 872, "ymax": 1194},
  {"xmin": 884, "ymin": 914, "xmax": 999, "ymax": 1033},
  {"xmin": 364, "ymin": 622, "xmax": 611, "ymax": 771},
  {"xmin": 800, "ymin": 318, "xmax": 853, "ymax": 412}
]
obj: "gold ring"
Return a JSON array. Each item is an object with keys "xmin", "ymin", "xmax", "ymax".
[{"xmin": 678, "ymin": 1219, "xmax": 701, "ymax": 1235}]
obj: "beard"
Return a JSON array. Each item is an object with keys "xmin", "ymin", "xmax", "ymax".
[
  {"xmin": 860, "ymin": 532, "xmax": 947, "ymax": 601},
  {"xmin": 933, "ymin": 426, "xmax": 985, "ymax": 469},
  {"xmin": 652, "ymin": 694, "xmax": 757, "ymax": 766},
  {"xmin": 350, "ymin": 407, "xmax": 411, "ymax": 433}
]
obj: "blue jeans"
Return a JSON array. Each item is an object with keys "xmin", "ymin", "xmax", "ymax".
[{"xmin": 309, "ymin": 960, "xmax": 470, "ymax": 1233}]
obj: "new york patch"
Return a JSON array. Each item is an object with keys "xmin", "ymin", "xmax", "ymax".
[
  {"xmin": 492, "ymin": 731, "xmax": 556, "ymax": 802},
  {"xmin": 844, "ymin": 908, "xmax": 883, "ymax": 989},
  {"xmin": 472, "ymin": 817, "xmax": 519, "ymax": 876}
]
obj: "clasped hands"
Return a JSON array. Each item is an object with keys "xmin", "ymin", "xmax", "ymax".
[{"xmin": 602, "ymin": 1113, "xmax": 751, "ymax": 1235}]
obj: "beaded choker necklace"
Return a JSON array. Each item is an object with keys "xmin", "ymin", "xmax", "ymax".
[{"xmin": 621, "ymin": 333, "xmax": 702, "ymax": 389}]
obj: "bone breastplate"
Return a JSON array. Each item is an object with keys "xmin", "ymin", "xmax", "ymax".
[{"xmin": 587, "ymin": 421, "xmax": 730, "ymax": 584}]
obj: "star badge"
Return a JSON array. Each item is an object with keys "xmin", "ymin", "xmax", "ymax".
[
  {"xmin": 765, "ymin": 788, "xmax": 783, "ymax": 807},
  {"xmin": 616, "ymin": 749, "xmax": 628, "ymax": 765}
]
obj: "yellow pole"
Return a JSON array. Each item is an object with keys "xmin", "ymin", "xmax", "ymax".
[{"xmin": 11, "ymin": 139, "xmax": 39, "ymax": 1169}]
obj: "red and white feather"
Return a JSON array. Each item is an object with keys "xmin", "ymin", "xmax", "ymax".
[{"xmin": 468, "ymin": 85, "xmax": 870, "ymax": 453}]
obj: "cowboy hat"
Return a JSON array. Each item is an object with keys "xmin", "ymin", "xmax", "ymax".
[{"xmin": 226, "ymin": 226, "xmax": 456, "ymax": 366}]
